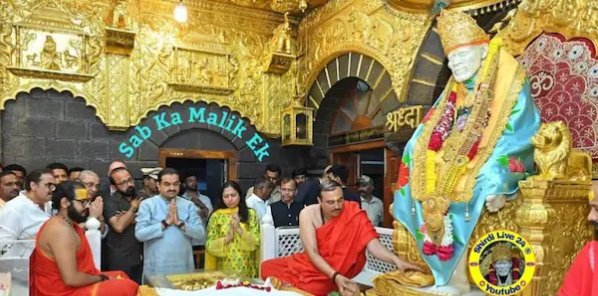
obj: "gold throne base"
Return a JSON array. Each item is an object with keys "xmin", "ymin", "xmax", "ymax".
[{"xmin": 373, "ymin": 179, "xmax": 592, "ymax": 296}]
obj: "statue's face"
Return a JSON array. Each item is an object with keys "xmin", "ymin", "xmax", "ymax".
[
  {"xmin": 447, "ymin": 44, "xmax": 488, "ymax": 82},
  {"xmin": 494, "ymin": 259, "xmax": 512, "ymax": 276}
]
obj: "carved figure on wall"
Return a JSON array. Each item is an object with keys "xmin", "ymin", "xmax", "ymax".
[
  {"xmin": 40, "ymin": 35, "xmax": 61, "ymax": 70},
  {"xmin": 391, "ymin": 9, "xmax": 541, "ymax": 294},
  {"xmin": 111, "ymin": 0, "xmax": 130, "ymax": 29},
  {"xmin": 530, "ymin": 121, "xmax": 592, "ymax": 181}
]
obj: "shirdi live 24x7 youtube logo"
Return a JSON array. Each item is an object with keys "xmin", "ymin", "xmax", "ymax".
[{"xmin": 469, "ymin": 230, "xmax": 536, "ymax": 295}]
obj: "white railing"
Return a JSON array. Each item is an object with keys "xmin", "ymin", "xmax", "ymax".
[{"xmin": 85, "ymin": 217, "xmax": 102, "ymax": 270}]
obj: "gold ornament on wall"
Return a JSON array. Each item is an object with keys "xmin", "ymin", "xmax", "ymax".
[
  {"xmin": 263, "ymin": 12, "xmax": 296, "ymax": 74},
  {"xmin": 6, "ymin": 27, "xmax": 95, "ymax": 82},
  {"xmin": 168, "ymin": 42, "xmax": 234, "ymax": 95}
]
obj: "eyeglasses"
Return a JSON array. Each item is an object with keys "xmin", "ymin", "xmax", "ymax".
[
  {"xmin": 115, "ymin": 178, "xmax": 134, "ymax": 186},
  {"xmin": 44, "ymin": 183, "xmax": 56, "ymax": 191}
]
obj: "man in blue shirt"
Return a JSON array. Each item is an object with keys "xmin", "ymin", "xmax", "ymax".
[{"xmin": 135, "ymin": 168, "xmax": 204, "ymax": 276}]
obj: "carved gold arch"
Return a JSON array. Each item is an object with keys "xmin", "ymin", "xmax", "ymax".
[
  {"xmin": 296, "ymin": 0, "xmax": 432, "ymax": 110},
  {"xmin": 304, "ymin": 51, "xmax": 402, "ymax": 116},
  {"xmin": 303, "ymin": 47, "xmax": 400, "ymax": 104}
]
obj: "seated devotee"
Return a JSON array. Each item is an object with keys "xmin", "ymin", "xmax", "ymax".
[
  {"xmin": 261, "ymin": 180, "xmax": 421, "ymax": 296},
  {"xmin": 559, "ymin": 197, "xmax": 598, "ymax": 296},
  {"xmin": 0, "ymin": 169, "xmax": 54, "ymax": 241},
  {"xmin": 270, "ymin": 178, "xmax": 302, "ymax": 228},
  {"xmin": 135, "ymin": 168, "xmax": 204, "ymax": 276},
  {"xmin": 32, "ymin": 181, "xmax": 138, "ymax": 296},
  {"xmin": 205, "ymin": 180, "xmax": 260, "ymax": 278},
  {"xmin": 245, "ymin": 176, "xmax": 275, "ymax": 222}
]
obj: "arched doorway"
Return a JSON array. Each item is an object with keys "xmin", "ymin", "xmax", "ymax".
[{"xmin": 306, "ymin": 52, "xmax": 396, "ymax": 227}]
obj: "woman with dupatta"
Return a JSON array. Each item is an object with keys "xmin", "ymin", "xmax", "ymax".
[{"xmin": 205, "ymin": 181, "xmax": 260, "ymax": 278}]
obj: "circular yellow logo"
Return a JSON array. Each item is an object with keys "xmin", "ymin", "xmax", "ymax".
[{"xmin": 468, "ymin": 230, "xmax": 536, "ymax": 295}]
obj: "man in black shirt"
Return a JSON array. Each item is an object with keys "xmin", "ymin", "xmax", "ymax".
[
  {"xmin": 102, "ymin": 167, "xmax": 143, "ymax": 284},
  {"xmin": 270, "ymin": 178, "xmax": 303, "ymax": 228}
]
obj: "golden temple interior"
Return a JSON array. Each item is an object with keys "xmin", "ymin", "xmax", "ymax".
[{"xmin": 1, "ymin": 0, "xmax": 598, "ymax": 295}]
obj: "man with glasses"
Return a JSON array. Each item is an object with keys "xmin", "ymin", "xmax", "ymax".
[
  {"xmin": 245, "ymin": 164, "xmax": 282, "ymax": 203},
  {"xmin": 103, "ymin": 167, "xmax": 143, "ymax": 283},
  {"xmin": 78, "ymin": 170, "xmax": 107, "ymax": 236},
  {"xmin": 261, "ymin": 180, "xmax": 421, "ymax": 296},
  {"xmin": 0, "ymin": 169, "xmax": 55, "ymax": 240},
  {"xmin": 0, "ymin": 171, "xmax": 21, "ymax": 208},
  {"xmin": 135, "ymin": 168, "xmax": 204, "ymax": 276},
  {"xmin": 269, "ymin": 178, "xmax": 302, "ymax": 228}
]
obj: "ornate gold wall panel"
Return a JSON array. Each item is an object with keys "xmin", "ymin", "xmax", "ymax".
[
  {"xmin": 297, "ymin": 0, "xmax": 431, "ymax": 106},
  {"xmin": 0, "ymin": 0, "xmax": 298, "ymax": 134},
  {"xmin": 499, "ymin": 0, "xmax": 598, "ymax": 57}
]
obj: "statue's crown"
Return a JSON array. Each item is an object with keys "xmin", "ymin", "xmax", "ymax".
[
  {"xmin": 491, "ymin": 243, "xmax": 512, "ymax": 262},
  {"xmin": 437, "ymin": 9, "xmax": 489, "ymax": 54}
]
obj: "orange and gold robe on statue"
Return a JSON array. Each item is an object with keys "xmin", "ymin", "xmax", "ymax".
[
  {"xmin": 260, "ymin": 202, "xmax": 378, "ymax": 296},
  {"xmin": 31, "ymin": 221, "xmax": 139, "ymax": 296}
]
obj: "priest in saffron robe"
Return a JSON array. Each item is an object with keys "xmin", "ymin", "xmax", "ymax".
[
  {"xmin": 261, "ymin": 180, "xmax": 420, "ymax": 296},
  {"xmin": 32, "ymin": 181, "xmax": 138, "ymax": 296},
  {"xmin": 392, "ymin": 9, "xmax": 541, "ymax": 292}
]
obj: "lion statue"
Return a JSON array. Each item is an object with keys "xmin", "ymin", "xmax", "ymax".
[{"xmin": 530, "ymin": 121, "xmax": 592, "ymax": 181}]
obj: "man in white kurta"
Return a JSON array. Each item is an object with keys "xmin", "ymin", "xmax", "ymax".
[
  {"xmin": 135, "ymin": 168, "xmax": 204, "ymax": 276},
  {"xmin": 0, "ymin": 170, "xmax": 55, "ymax": 241}
]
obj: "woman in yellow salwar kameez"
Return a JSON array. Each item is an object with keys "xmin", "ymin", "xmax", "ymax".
[{"xmin": 205, "ymin": 181, "xmax": 260, "ymax": 278}]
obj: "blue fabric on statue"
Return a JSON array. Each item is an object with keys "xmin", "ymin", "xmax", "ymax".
[{"xmin": 393, "ymin": 79, "xmax": 541, "ymax": 286}]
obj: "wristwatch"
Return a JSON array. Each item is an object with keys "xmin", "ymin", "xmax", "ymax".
[
  {"xmin": 176, "ymin": 221, "xmax": 185, "ymax": 228},
  {"xmin": 161, "ymin": 219, "xmax": 169, "ymax": 228}
]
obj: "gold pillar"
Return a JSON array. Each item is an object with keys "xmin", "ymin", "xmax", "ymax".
[{"xmin": 517, "ymin": 179, "xmax": 593, "ymax": 296}]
